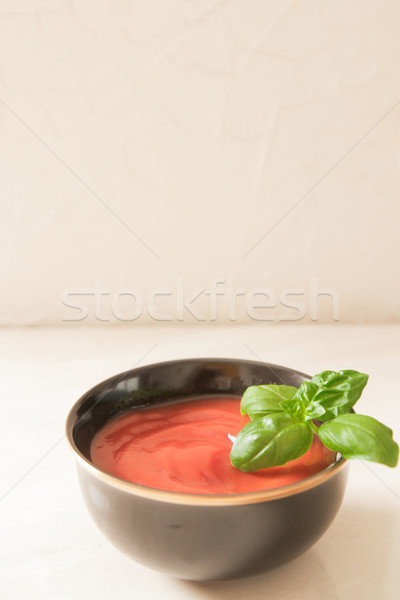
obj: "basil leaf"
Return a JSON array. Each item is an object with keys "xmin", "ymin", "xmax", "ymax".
[
  {"xmin": 240, "ymin": 384, "xmax": 297, "ymax": 419},
  {"xmin": 230, "ymin": 413, "xmax": 313, "ymax": 472},
  {"xmin": 318, "ymin": 414, "xmax": 399, "ymax": 467},
  {"xmin": 311, "ymin": 370, "xmax": 336, "ymax": 386},
  {"xmin": 305, "ymin": 370, "xmax": 369, "ymax": 421},
  {"xmin": 281, "ymin": 381, "xmax": 318, "ymax": 420},
  {"xmin": 305, "ymin": 402, "xmax": 325, "ymax": 419}
]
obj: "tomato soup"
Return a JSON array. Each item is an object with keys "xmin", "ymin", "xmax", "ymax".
[{"xmin": 90, "ymin": 397, "xmax": 336, "ymax": 495}]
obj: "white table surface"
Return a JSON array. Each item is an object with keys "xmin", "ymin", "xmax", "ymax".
[{"xmin": 1, "ymin": 324, "xmax": 399, "ymax": 599}]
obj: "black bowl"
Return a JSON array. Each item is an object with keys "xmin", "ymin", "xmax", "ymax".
[{"xmin": 66, "ymin": 358, "xmax": 347, "ymax": 580}]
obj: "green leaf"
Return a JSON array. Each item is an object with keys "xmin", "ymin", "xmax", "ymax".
[
  {"xmin": 230, "ymin": 413, "xmax": 313, "ymax": 472},
  {"xmin": 311, "ymin": 370, "xmax": 336, "ymax": 386},
  {"xmin": 318, "ymin": 414, "xmax": 399, "ymax": 467},
  {"xmin": 305, "ymin": 402, "xmax": 325, "ymax": 419},
  {"xmin": 240, "ymin": 384, "xmax": 297, "ymax": 419},
  {"xmin": 281, "ymin": 381, "xmax": 318, "ymax": 420},
  {"xmin": 305, "ymin": 370, "xmax": 369, "ymax": 421}
]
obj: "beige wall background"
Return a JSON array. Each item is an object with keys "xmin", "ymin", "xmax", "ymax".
[{"xmin": 0, "ymin": 0, "xmax": 399, "ymax": 325}]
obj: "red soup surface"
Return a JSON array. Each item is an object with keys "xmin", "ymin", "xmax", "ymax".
[{"xmin": 90, "ymin": 397, "xmax": 337, "ymax": 495}]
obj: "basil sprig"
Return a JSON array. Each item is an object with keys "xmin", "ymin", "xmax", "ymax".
[{"xmin": 230, "ymin": 370, "xmax": 399, "ymax": 472}]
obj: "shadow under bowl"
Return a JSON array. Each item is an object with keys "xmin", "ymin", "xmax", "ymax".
[{"xmin": 66, "ymin": 358, "xmax": 348, "ymax": 581}]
